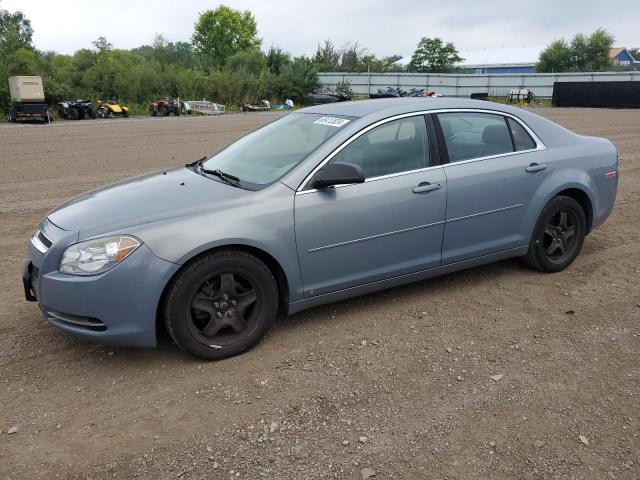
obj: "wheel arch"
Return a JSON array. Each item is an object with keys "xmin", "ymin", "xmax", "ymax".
[
  {"xmin": 155, "ymin": 243, "xmax": 291, "ymax": 337},
  {"xmin": 554, "ymin": 187, "xmax": 593, "ymax": 233}
]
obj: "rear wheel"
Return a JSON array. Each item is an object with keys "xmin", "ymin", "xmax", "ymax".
[
  {"xmin": 69, "ymin": 108, "xmax": 79, "ymax": 120},
  {"xmin": 163, "ymin": 250, "xmax": 278, "ymax": 360},
  {"xmin": 149, "ymin": 107, "xmax": 156, "ymax": 117},
  {"xmin": 122, "ymin": 109, "xmax": 128, "ymax": 118},
  {"xmin": 522, "ymin": 196, "xmax": 586, "ymax": 272},
  {"xmin": 159, "ymin": 105, "xmax": 169, "ymax": 116}
]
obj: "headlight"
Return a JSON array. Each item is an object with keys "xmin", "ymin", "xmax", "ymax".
[{"xmin": 60, "ymin": 235, "xmax": 141, "ymax": 276}]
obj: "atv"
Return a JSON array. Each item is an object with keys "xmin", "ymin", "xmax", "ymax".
[
  {"xmin": 97, "ymin": 99, "xmax": 129, "ymax": 118},
  {"xmin": 149, "ymin": 97, "xmax": 181, "ymax": 116},
  {"xmin": 58, "ymin": 100, "xmax": 95, "ymax": 120}
]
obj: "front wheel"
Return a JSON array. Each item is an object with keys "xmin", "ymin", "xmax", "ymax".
[
  {"xmin": 163, "ymin": 250, "xmax": 278, "ymax": 360},
  {"xmin": 522, "ymin": 196, "xmax": 586, "ymax": 272}
]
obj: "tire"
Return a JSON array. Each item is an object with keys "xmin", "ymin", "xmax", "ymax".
[
  {"xmin": 122, "ymin": 110, "xmax": 128, "ymax": 118},
  {"xmin": 163, "ymin": 250, "xmax": 278, "ymax": 360},
  {"xmin": 149, "ymin": 107, "xmax": 156, "ymax": 117},
  {"xmin": 88, "ymin": 108, "xmax": 96, "ymax": 119},
  {"xmin": 159, "ymin": 106, "xmax": 169, "ymax": 117},
  {"xmin": 58, "ymin": 108, "xmax": 66, "ymax": 120},
  {"xmin": 174, "ymin": 106, "xmax": 181, "ymax": 116},
  {"xmin": 69, "ymin": 108, "xmax": 79, "ymax": 120},
  {"xmin": 522, "ymin": 196, "xmax": 586, "ymax": 273}
]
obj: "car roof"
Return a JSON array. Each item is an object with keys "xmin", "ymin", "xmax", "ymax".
[{"xmin": 299, "ymin": 97, "xmax": 524, "ymax": 119}]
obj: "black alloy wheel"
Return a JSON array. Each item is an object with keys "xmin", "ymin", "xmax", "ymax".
[
  {"xmin": 523, "ymin": 195, "xmax": 586, "ymax": 272},
  {"xmin": 164, "ymin": 250, "xmax": 278, "ymax": 359},
  {"xmin": 188, "ymin": 271, "xmax": 259, "ymax": 346}
]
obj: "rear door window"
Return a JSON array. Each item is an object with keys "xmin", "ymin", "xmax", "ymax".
[{"xmin": 437, "ymin": 112, "xmax": 514, "ymax": 162}]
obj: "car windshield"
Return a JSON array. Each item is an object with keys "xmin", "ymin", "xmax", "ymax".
[{"xmin": 201, "ymin": 113, "xmax": 354, "ymax": 187}]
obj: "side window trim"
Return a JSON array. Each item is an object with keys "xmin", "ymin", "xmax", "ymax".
[{"xmin": 297, "ymin": 109, "xmax": 546, "ymax": 192}]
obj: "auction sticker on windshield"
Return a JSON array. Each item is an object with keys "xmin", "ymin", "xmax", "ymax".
[{"xmin": 313, "ymin": 116, "xmax": 350, "ymax": 128}]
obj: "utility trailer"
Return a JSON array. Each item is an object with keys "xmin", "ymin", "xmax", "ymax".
[
  {"xmin": 182, "ymin": 100, "xmax": 225, "ymax": 115},
  {"xmin": 6, "ymin": 76, "xmax": 53, "ymax": 123}
]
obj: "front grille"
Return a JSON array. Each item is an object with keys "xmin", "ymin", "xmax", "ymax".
[{"xmin": 45, "ymin": 310, "xmax": 107, "ymax": 332}]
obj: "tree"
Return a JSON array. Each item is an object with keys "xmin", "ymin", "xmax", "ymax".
[
  {"xmin": 265, "ymin": 46, "xmax": 290, "ymax": 75},
  {"xmin": 536, "ymin": 28, "xmax": 614, "ymax": 72},
  {"xmin": 536, "ymin": 40, "xmax": 572, "ymax": 72},
  {"xmin": 408, "ymin": 37, "xmax": 462, "ymax": 73},
  {"xmin": 0, "ymin": 8, "xmax": 33, "ymax": 53},
  {"xmin": 313, "ymin": 39, "xmax": 340, "ymax": 71},
  {"xmin": 629, "ymin": 48, "xmax": 640, "ymax": 60},
  {"xmin": 225, "ymin": 48, "xmax": 266, "ymax": 77},
  {"xmin": 92, "ymin": 36, "xmax": 113, "ymax": 52},
  {"xmin": 192, "ymin": 5, "xmax": 260, "ymax": 69}
]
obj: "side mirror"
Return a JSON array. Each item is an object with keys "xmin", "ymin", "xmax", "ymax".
[{"xmin": 311, "ymin": 162, "xmax": 365, "ymax": 189}]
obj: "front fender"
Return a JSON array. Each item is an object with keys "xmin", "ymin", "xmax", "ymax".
[{"xmin": 126, "ymin": 183, "xmax": 304, "ymax": 302}]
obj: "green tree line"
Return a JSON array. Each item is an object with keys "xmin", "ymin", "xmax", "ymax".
[
  {"xmin": 0, "ymin": 5, "xmax": 405, "ymax": 111},
  {"xmin": 1, "ymin": 3, "xmax": 634, "ymax": 112}
]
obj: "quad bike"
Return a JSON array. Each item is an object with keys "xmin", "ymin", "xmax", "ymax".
[
  {"xmin": 149, "ymin": 98, "xmax": 181, "ymax": 116},
  {"xmin": 97, "ymin": 99, "xmax": 129, "ymax": 118},
  {"xmin": 58, "ymin": 100, "xmax": 95, "ymax": 120}
]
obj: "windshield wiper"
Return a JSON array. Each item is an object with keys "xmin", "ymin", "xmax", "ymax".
[{"xmin": 201, "ymin": 167, "xmax": 241, "ymax": 184}]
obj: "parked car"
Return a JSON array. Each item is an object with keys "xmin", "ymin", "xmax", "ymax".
[
  {"xmin": 97, "ymin": 99, "xmax": 129, "ymax": 118},
  {"xmin": 58, "ymin": 100, "xmax": 95, "ymax": 120},
  {"xmin": 149, "ymin": 97, "xmax": 181, "ymax": 116},
  {"xmin": 23, "ymin": 98, "xmax": 618, "ymax": 360}
]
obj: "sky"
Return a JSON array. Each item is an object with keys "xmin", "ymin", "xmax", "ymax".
[{"xmin": 2, "ymin": 0, "xmax": 638, "ymax": 64}]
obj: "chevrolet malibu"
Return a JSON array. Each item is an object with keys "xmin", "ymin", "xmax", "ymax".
[{"xmin": 23, "ymin": 98, "xmax": 618, "ymax": 359}]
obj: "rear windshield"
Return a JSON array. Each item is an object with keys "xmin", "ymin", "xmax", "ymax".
[{"xmin": 202, "ymin": 113, "xmax": 354, "ymax": 187}]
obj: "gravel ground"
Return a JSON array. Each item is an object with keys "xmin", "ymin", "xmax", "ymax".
[{"xmin": 0, "ymin": 108, "xmax": 638, "ymax": 480}]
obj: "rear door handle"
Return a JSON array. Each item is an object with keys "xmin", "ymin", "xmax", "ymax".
[
  {"xmin": 413, "ymin": 182, "xmax": 441, "ymax": 194},
  {"xmin": 525, "ymin": 163, "xmax": 547, "ymax": 173}
]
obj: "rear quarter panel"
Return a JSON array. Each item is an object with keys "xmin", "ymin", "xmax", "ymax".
[{"xmin": 525, "ymin": 136, "xmax": 618, "ymax": 238}]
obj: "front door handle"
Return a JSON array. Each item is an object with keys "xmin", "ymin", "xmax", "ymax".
[
  {"xmin": 525, "ymin": 163, "xmax": 547, "ymax": 173},
  {"xmin": 413, "ymin": 182, "xmax": 441, "ymax": 194}
]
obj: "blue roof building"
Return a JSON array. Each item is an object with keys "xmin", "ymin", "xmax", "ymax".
[{"xmin": 610, "ymin": 47, "xmax": 640, "ymax": 69}]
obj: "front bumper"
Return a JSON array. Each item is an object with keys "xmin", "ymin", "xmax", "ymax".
[{"xmin": 24, "ymin": 220, "xmax": 179, "ymax": 348}]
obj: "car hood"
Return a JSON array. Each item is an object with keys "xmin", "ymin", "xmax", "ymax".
[{"xmin": 48, "ymin": 167, "xmax": 253, "ymax": 240}]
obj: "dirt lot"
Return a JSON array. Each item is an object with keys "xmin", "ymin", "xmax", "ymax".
[{"xmin": 0, "ymin": 108, "xmax": 638, "ymax": 480}]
